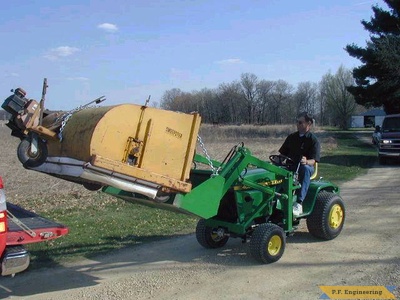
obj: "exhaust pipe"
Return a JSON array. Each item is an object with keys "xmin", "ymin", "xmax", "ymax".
[
  {"xmin": 81, "ymin": 169, "xmax": 159, "ymax": 199},
  {"xmin": 30, "ymin": 157, "xmax": 161, "ymax": 199}
]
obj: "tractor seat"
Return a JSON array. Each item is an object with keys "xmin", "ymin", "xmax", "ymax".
[{"xmin": 310, "ymin": 162, "xmax": 318, "ymax": 180}]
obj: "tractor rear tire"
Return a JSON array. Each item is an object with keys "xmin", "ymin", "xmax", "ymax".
[
  {"xmin": 306, "ymin": 191, "xmax": 345, "ymax": 240},
  {"xmin": 17, "ymin": 137, "xmax": 48, "ymax": 168},
  {"xmin": 196, "ymin": 219, "xmax": 229, "ymax": 249},
  {"xmin": 249, "ymin": 223, "xmax": 286, "ymax": 264}
]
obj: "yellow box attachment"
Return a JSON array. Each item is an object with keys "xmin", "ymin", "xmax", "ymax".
[{"xmin": 46, "ymin": 104, "xmax": 201, "ymax": 193}]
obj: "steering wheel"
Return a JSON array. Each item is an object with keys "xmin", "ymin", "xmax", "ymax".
[{"xmin": 269, "ymin": 154, "xmax": 295, "ymax": 167}]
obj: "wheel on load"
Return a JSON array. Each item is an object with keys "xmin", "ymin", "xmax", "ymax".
[{"xmin": 17, "ymin": 137, "xmax": 48, "ymax": 168}]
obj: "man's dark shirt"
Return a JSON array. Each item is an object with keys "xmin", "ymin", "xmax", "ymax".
[{"xmin": 279, "ymin": 131, "xmax": 321, "ymax": 164}]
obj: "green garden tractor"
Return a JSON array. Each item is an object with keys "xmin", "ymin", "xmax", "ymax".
[{"xmin": 104, "ymin": 144, "xmax": 345, "ymax": 264}]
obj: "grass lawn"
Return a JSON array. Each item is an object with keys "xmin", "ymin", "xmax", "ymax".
[{"xmin": 318, "ymin": 130, "xmax": 377, "ymax": 184}]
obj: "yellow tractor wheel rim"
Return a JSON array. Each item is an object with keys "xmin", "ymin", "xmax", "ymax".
[
  {"xmin": 211, "ymin": 232, "xmax": 223, "ymax": 242},
  {"xmin": 267, "ymin": 235, "xmax": 282, "ymax": 256},
  {"xmin": 329, "ymin": 204, "xmax": 344, "ymax": 229}
]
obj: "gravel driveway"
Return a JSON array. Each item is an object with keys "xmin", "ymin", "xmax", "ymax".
[{"xmin": 0, "ymin": 161, "xmax": 399, "ymax": 300}]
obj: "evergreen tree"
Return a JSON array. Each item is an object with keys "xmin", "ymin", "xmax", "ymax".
[{"xmin": 345, "ymin": 0, "xmax": 400, "ymax": 114}]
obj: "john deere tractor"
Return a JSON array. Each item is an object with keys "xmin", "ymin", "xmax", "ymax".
[{"xmin": 104, "ymin": 144, "xmax": 345, "ymax": 264}]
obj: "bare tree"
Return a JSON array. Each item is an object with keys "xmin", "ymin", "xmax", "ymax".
[
  {"xmin": 160, "ymin": 88, "xmax": 184, "ymax": 110},
  {"xmin": 256, "ymin": 80, "xmax": 275, "ymax": 124},
  {"xmin": 294, "ymin": 82, "xmax": 318, "ymax": 115},
  {"xmin": 159, "ymin": 77, "xmax": 321, "ymax": 126},
  {"xmin": 240, "ymin": 73, "xmax": 258, "ymax": 123},
  {"xmin": 217, "ymin": 81, "xmax": 246, "ymax": 124},
  {"xmin": 320, "ymin": 66, "xmax": 356, "ymax": 129},
  {"xmin": 160, "ymin": 88, "xmax": 197, "ymax": 113},
  {"xmin": 271, "ymin": 80, "xmax": 294, "ymax": 124},
  {"xmin": 192, "ymin": 88, "xmax": 218, "ymax": 123},
  {"xmin": 317, "ymin": 81, "xmax": 329, "ymax": 126}
]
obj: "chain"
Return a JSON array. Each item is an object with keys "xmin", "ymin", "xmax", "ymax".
[
  {"xmin": 57, "ymin": 105, "xmax": 97, "ymax": 141},
  {"xmin": 197, "ymin": 135, "xmax": 220, "ymax": 175},
  {"xmin": 57, "ymin": 112, "xmax": 73, "ymax": 141}
]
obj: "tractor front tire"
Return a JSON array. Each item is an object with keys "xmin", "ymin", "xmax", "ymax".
[
  {"xmin": 306, "ymin": 191, "xmax": 345, "ymax": 240},
  {"xmin": 17, "ymin": 137, "xmax": 48, "ymax": 168},
  {"xmin": 249, "ymin": 223, "xmax": 285, "ymax": 264},
  {"xmin": 196, "ymin": 219, "xmax": 229, "ymax": 249}
]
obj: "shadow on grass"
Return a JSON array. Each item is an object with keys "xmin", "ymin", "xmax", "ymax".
[{"xmin": 321, "ymin": 154, "xmax": 377, "ymax": 168}]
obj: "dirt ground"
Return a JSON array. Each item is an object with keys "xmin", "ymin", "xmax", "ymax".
[{"xmin": 0, "ymin": 125, "xmax": 399, "ymax": 299}]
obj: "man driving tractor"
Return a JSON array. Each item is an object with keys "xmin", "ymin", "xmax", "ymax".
[{"xmin": 278, "ymin": 112, "xmax": 321, "ymax": 217}]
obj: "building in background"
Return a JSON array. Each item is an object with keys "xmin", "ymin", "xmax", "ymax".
[{"xmin": 350, "ymin": 108, "xmax": 386, "ymax": 128}]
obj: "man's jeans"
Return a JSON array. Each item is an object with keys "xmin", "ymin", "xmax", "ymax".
[{"xmin": 297, "ymin": 164, "xmax": 314, "ymax": 203}]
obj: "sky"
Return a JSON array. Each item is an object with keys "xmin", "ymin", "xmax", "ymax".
[{"xmin": 0, "ymin": 0, "xmax": 388, "ymax": 111}]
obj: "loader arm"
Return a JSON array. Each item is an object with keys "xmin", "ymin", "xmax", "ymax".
[{"xmin": 174, "ymin": 147, "xmax": 296, "ymax": 219}]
